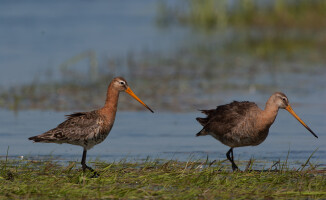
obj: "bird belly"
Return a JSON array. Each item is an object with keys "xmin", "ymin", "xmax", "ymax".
[
  {"xmin": 81, "ymin": 131, "xmax": 109, "ymax": 150},
  {"xmin": 210, "ymin": 129, "xmax": 269, "ymax": 148},
  {"xmin": 79, "ymin": 124, "xmax": 113, "ymax": 150}
]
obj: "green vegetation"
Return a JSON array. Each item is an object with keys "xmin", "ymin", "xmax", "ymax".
[
  {"xmin": 157, "ymin": 0, "xmax": 326, "ymax": 30},
  {"xmin": 157, "ymin": 0, "xmax": 326, "ymax": 59},
  {"xmin": 1, "ymin": 1, "xmax": 326, "ymax": 112},
  {"xmin": 1, "ymin": 157, "xmax": 325, "ymax": 199},
  {"xmin": 0, "ymin": 47, "xmax": 324, "ymax": 112}
]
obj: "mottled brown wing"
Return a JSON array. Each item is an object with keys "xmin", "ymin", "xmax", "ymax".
[
  {"xmin": 58, "ymin": 112, "xmax": 100, "ymax": 128},
  {"xmin": 197, "ymin": 101, "xmax": 258, "ymax": 135},
  {"xmin": 29, "ymin": 111, "xmax": 103, "ymax": 144}
]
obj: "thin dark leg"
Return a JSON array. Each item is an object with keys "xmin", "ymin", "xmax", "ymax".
[
  {"xmin": 226, "ymin": 148, "xmax": 232, "ymax": 163},
  {"xmin": 81, "ymin": 149, "xmax": 99, "ymax": 177},
  {"xmin": 81, "ymin": 149, "xmax": 92, "ymax": 172},
  {"xmin": 226, "ymin": 148, "xmax": 239, "ymax": 171}
]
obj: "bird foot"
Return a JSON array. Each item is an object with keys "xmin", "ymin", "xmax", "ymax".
[
  {"xmin": 82, "ymin": 164, "xmax": 100, "ymax": 178},
  {"xmin": 90, "ymin": 171, "xmax": 100, "ymax": 178},
  {"xmin": 232, "ymin": 164, "xmax": 240, "ymax": 172}
]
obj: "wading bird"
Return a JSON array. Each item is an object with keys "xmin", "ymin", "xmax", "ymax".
[
  {"xmin": 29, "ymin": 77, "xmax": 153, "ymax": 175},
  {"xmin": 196, "ymin": 92, "xmax": 318, "ymax": 171}
]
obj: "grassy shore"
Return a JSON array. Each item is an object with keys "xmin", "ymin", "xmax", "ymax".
[{"xmin": 1, "ymin": 157, "xmax": 325, "ymax": 199}]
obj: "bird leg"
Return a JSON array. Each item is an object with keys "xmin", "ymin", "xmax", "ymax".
[
  {"xmin": 81, "ymin": 149, "xmax": 99, "ymax": 177},
  {"xmin": 226, "ymin": 148, "xmax": 239, "ymax": 171}
]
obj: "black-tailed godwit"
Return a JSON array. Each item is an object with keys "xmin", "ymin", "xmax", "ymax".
[
  {"xmin": 29, "ymin": 77, "xmax": 153, "ymax": 175},
  {"xmin": 196, "ymin": 92, "xmax": 318, "ymax": 171}
]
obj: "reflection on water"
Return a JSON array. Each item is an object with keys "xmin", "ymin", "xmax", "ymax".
[
  {"xmin": 0, "ymin": 107, "xmax": 324, "ymax": 167},
  {"xmin": 1, "ymin": 0, "xmax": 325, "ymax": 169},
  {"xmin": 1, "ymin": 0, "xmax": 326, "ymax": 113}
]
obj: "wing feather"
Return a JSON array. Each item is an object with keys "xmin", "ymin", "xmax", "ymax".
[
  {"xmin": 197, "ymin": 101, "xmax": 259, "ymax": 135},
  {"xmin": 29, "ymin": 111, "xmax": 104, "ymax": 144}
]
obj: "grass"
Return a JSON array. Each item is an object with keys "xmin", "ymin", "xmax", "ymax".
[
  {"xmin": 1, "ymin": 46, "xmax": 325, "ymax": 113},
  {"xmin": 2, "ymin": 2, "xmax": 326, "ymax": 112},
  {"xmin": 157, "ymin": 0, "xmax": 326, "ymax": 30},
  {"xmin": 1, "ymin": 157, "xmax": 326, "ymax": 199}
]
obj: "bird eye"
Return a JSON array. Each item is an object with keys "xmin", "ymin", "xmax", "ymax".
[
  {"xmin": 119, "ymin": 81, "xmax": 124, "ymax": 85},
  {"xmin": 282, "ymin": 97, "xmax": 287, "ymax": 102}
]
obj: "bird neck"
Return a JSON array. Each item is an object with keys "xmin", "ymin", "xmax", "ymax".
[
  {"xmin": 100, "ymin": 83, "xmax": 120, "ymax": 120},
  {"xmin": 261, "ymin": 98, "xmax": 279, "ymax": 126}
]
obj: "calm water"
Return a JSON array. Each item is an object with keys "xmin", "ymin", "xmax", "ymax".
[
  {"xmin": 0, "ymin": 0, "xmax": 185, "ymax": 86},
  {"xmin": 0, "ymin": 106, "xmax": 324, "ymax": 167},
  {"xmin": 1, "ymin": 1, "xmax": 325, "ymax": 169}
]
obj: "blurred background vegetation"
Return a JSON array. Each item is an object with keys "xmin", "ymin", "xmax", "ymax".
[
  {"xmin": 156, "ymin": 0, "xmax": 326, "ymax": 59},
  {"xmin": 1, "ymin": 0, "xmax": 326, "ymax": 112}
]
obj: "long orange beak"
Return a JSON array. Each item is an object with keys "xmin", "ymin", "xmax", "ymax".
[
  {"xmin": 285, "ymin": 105, "xmax": 318, "ymax": 138},
  {"xmin": 125, "ymin": 87, "xmax": 154, "ymax": 113}
]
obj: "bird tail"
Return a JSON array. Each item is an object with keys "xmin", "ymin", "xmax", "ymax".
[
  {"xmin": 196, "ymin": 109, "xmax": 214, "ymax": 136},
  {"xmin": 196, "ymin": 117, "xmax": 209, "ymax": 126},
  {"xmin": 28, "ymin": 135, "xmax": 55, "ymax": 143},
  {"xmin": 196, "ymin": 109, "xmax": 216, "ymax": 126},
  {"xmin": 196, "ymin": 128, "xmax": 208, "ymax": 137},
  {"xmin": 28, "ymin": 135, "xmax": 44, "ymax": 142},
  {"xmin": 200, "ymin": 109, "xmax": 216, "ymax": 116}
]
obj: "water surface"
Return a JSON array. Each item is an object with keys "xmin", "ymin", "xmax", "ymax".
[
  {"xmin": 0, "ymin": 0, "xmax": 185, "ymax": 86},
  {"xmin": 1, "ymin": 0, "xmax": 325, "ymax": 170},
  {"xmin": 0, "ymin": 107, "xmax": 324, "ymax": 168}
]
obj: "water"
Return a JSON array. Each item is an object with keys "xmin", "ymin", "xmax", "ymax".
[
  {"xmin": 1, "ymin": 0, "xmax": 325, "ymax": 169},
  {"xmin": 0, "ymin": 0, "xmax": 186, "ymax": 86},
  {"xmin": 0, "ymin": 107, "xmax": 324, "ymax": 167}
]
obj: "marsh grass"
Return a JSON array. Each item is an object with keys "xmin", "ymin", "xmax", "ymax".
[
  {"xmin": 157, "ymin": 0, "xmax": 326, "ymax": 59},
  {"xmin": 2, "ymin": 1, "xmax": 326, "ymax": 112},
  {"xmin": 1, "ymin": 157, "xmax": 325, "ymax": 199},
  {"xmin": 2, "ymin": 1, "xmax": 326, "ymax": 113},
  {"xmin": 1, "ymin": 47, "xmax": 324, "ymax": 113},
  {"xmin": 157, "ymin": 0, "xmax": 326, "ymax": 30}
]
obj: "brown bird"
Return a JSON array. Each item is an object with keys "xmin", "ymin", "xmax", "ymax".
[
  {"xmin": 29, "ymin": 77, "xmax": 153, "ymax": 175},
  {"xmin": 196, "ymin": 92, "xmax": 318, "ymax": 171}
]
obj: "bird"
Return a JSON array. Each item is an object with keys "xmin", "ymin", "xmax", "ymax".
[
  {"xmin": 29, "ymin": 77, "xmax": 153, "ymax": 175},
  {"xmin": 196, "ymin": 92, "xmax": 318, "ymax": 171}
]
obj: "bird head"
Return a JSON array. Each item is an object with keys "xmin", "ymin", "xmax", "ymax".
[
  {"xmin": 112, "ymin": 77, "xmax": 154, "ymax": 113},
  {"xmin": 272, "ymin": 92, "xmax": 317, "ymax": 138}
]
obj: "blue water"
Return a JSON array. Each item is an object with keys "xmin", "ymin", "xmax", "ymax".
[
  {"xmin": 0, "ymin": 0, "xmax": 186, "ymax": 86},
  {"xmin": 0, "ymin": 106, "xmax": 324, "ymax": 167},
  {"xmin": 1, "ymin": 0, "xmax": 325, "ymax": 169}
]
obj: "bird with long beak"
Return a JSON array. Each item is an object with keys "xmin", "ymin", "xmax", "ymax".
[
  {"xmin": 29, "ymin": 77, "xmax": 153, "ymax": 175},
  {"xmin": 196, "ymin": 92, "xmax": 318, "ymax": 171}
]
